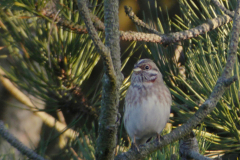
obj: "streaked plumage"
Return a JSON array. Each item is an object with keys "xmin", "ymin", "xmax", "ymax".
[{"xmin": 124, "ymin": 59, "xmax": 172, "ymax": 147}]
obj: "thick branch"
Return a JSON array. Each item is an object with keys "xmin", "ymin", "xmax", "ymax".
[
  {"xmin": 95, "ymin": 0, "xmax": 122, "ymax": 159},
  {"xmin": 115, "ymin": 0, "xmax": 240, "ymax": 159},
  {"xmin": 179, "ymin": 131, "xmax": 212, "ymax": 160},
  {"xmin": 224, "ymin": 75, "xmax": 238, "ymax": 87},
  {"xmin": 185, "ymin": 150, "xmax": 222, "ymax": 160},
  {"xmin": 77, "ymin": 0, "xmax": 116, "ymax": 82},
  {"xmin": 0, "ymin": 121, "xmax": 46, "ymax": 160},
  {"xmin": 78, "ymin": 0, "xmax": 122, "ymax": 160},
  {"xmin": 185, "ymin": 151, "xmax": 212, "ymax": 160},
  {"xmin": 122, "ymin": 14, "xmax": 232, "ymax": 45}
]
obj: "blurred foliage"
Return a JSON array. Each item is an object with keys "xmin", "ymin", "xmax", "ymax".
[{"xmin": 0, "ymin": 0, "xmax": 103, "ymax": 114}]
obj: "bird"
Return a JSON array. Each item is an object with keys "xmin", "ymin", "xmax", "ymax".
[{"xmin": 123, "ymin": 59, "xmax": 172, "ymax": 149}]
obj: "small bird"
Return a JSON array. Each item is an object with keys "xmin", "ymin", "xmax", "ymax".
[{"xmin": 124, "ymin": 59, "xmax": 172, "ymax": 149}]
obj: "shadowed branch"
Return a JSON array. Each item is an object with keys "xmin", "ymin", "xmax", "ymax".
[
  {"xmin": 179, "ymin": 131, "xmax": 215, "ymax": 160},
  {"xmin": 0, "ymin": 121, "xmax": 46, "ymax": 160}
]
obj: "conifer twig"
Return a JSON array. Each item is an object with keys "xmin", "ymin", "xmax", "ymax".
[
  {"xmin": 0, "ymin": 121, "xmax": 46, "ymax": 160},
  {"xmin": 124, "ymin": 6, "xmax": 160, "ymax": 35},
  {"xmin": 211, "ymin": 0, "xmax": 234, "ymax": 17}
]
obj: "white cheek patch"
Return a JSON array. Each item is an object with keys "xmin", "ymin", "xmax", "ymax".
[
  {"xmin": 133, "ymin": 67, "xmax": 141, "ymax": 72},
  {"xmin": 147, "ymin": 69, "xmax": 158, "ymax": 75}
]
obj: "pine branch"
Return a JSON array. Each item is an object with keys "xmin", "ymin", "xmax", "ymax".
[
  {"xmin": 115, "ymin": 0, "xmax": 240, "ymax": 158},
  {"xmin": 39, "ymin": 6, "xmax": 232, "ymax": 45},
  {"xmin": 211, "ymin": 0, "xmax": 234, "ymax": 17},
  {"xmin": 179, "ymin": 131, "xmax": 213, "ymax": 160},
  {"xmin": 124, "ymin": 6, "xmax": 161, "ymax": 35},
  {"xmin": 78, "ymin": 0, "xmax": 122, "ymax": 160},
  {"xmin": 0, "ymin": 121, "xmax": 46, "ymax": 160},
  {"xmin": 120, "ymin": 12, "xmax": 231, "ymax": 44},
  {"xmin": 77, "ymin": 0, "xmax": 116, "ymax": 83},
  {"xmin": 96, "ymin": 0, "xmax": 123, "ymax": 158},
  {"xmin": 184, "ymin": 151, "xmax": 213, "ymax": 160},
  {"xmin": 123, "ymin": 5, "xmax": 232, "ymax": 45},
  {"xmin": 182, "ymin": 150, "xmax": 222, "ymax": 160}
]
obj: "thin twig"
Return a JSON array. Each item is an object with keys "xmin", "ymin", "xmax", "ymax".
[
  {"xmin": 70, "ymin": 147, "xmax": 83, "ymax": 160},
  {"xmin": 211, "ymin": 0, "xmax": 234, "ymax": 17},
  {"xmin": 124, "ymin": 6, "xmax": 160, "ymax": 35},
  {"xmin": 0, "ymin": 121, "xmax": 46, "ymax": 160},
  {"xmin": 41, "ymin": 8, "xmax": 105, "ymax": 32}
]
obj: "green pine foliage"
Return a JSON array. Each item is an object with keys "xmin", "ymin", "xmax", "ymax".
[
  {"xmin": 0, "ymin": 0, "xmax": 237, "ymax": 159},
  {"xmin": 0, "ymin": 0, "xmax": 102, "ymax": 111}
]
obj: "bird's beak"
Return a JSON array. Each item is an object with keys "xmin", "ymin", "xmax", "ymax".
[{"xmin": 133, "ymin": 67, "xmax": 141, "ymax": 72}]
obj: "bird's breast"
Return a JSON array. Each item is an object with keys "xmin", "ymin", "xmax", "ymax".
[{"xmin": 124, "ymin": 92, "xmax": 171, "ymax": 140}]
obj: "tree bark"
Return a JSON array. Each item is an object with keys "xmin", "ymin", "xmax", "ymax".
[{"xmin": 95, "ymin": 0, "xmax": 122, "ymax": 160}]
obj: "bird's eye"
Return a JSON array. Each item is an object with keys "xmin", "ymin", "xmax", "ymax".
[{"xmin": 145, "ymin": 65, "xmax": 150, "ymax": 70}]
